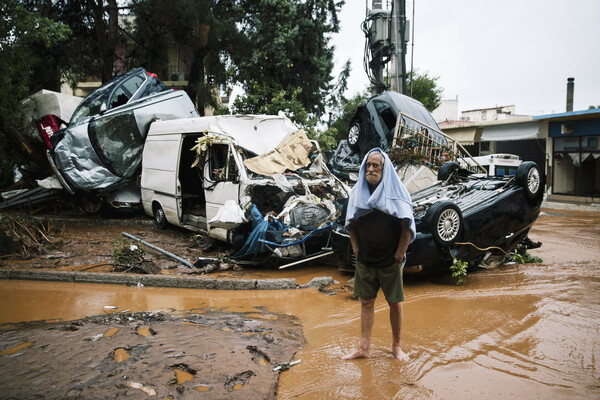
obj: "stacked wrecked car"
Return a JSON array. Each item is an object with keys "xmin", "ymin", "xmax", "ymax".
[
  {"xmin": 8, "ymin": 69, "xmax": 545, "ymax": 273},
  {"xmin": 47, "ymin": 67, "xmax": 199, "ymax": 211},
  {"xmin": 330, "ymin": 91, "xmax": 545, "ymax": 274},
  {"xmin": 140, "ymin": 115, "xmax": 350, "ymax": 265}
]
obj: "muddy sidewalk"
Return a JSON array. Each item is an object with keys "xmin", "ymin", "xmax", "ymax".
[{"xmin": 0, "ymin": 309, "xmax": 303, "ymax": 399}]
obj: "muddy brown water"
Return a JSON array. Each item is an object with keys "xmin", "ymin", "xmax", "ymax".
[{"xmin": 0, "ymin": 209, "xmax": 599, "ymax": 399}]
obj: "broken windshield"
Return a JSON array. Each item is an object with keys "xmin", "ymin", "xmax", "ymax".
[
  {"xmin": 69, "ymin": 71, "xmax": 147, "ymax": 126},
  {"xmin": 88, "ymin": 111, "xmax": 144, "ymax": 178},
  {"xmin": 69, "ymin": 82, "xmax": 116, "ymax": 125}
]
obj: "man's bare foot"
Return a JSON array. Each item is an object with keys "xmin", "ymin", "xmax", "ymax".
[
  {"xmin": 342, "ymin": 347, "xmax": 371, "ymax": 360},
  {"xmin": 392, "ymin": 345, "xmax": 409, "ymax": 361}
]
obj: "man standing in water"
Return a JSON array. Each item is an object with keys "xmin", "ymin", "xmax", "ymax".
[{"xmin": 342, "ymin": 148, "xmax": 415, "ymax": 361}]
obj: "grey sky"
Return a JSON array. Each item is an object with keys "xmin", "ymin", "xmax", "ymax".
[{"xmin": 333, "ymin": 0, "xmax": 600, "ymax": 116}]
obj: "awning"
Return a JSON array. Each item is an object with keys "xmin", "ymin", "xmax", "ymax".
[
  {"xmin": 481, "ymin": 121, "xmax": 540, "ymax": 142},
  {"xmin": 445, "ymin": 126, "xmax": 479, "ymax": 145}
]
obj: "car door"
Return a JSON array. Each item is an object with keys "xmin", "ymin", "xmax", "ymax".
[{"xmin": 203, "ymin": 143, "xmax": 241, "ymax": 241}]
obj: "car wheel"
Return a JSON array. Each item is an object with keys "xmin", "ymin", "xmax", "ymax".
[
  {"xmin": 516, "ymin": 161, "xmax": 542, "ymax": 200},
  {"xmin": 438, "ymin": 161, "xmax": 459, "ymax": 181},
  {"xmin": 347, "ymin": 122, "xmax": 361, "ymax": 149},
  {"xmin": 424, "ymin": 201, "xmax": 463, "ymax": 246},
  {"xmin": 153, "ymin": 204, "xmax": 167, "ymax": 230}
]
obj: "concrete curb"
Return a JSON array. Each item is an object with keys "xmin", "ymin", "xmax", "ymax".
[{"xmin": 0, "ymin": 269, "xmax": 311, "ymax": 290}]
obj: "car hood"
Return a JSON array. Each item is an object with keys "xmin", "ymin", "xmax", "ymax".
[{"xmin": 53, "ymin": 122, "xmax": 123, "ymax": 190}]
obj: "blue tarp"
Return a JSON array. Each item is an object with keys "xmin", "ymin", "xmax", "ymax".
[{"xmin": 233, "ymin": 204, "xmax": 284, "ymax": 259}]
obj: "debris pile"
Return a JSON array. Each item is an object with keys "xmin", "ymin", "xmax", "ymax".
[
  {"xmin": 0, "ymin": 215, "xmax": 61, "ymax": 257},
  {"xmin": 112, "ymin": 239, "xmax": 146, "ymax": 268}
]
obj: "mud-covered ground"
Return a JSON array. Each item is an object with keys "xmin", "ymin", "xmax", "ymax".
[
  {"xmin": 0, "ymin": 310, "xmax": 302, "ymax": 399},
  {"xmin": 0, "ymin": 213, "xmax": 310, "ymax": 399},
  {"xmin": 1, "ymin": 208, "xmax": 599, "ymax": 399},
  {"xmin": 0, "ymin": 213, "xmax": 239, "ymax": 276}
]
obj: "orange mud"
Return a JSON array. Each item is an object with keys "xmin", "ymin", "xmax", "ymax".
[{"xmin": 0, "ymin": 209, "xmax": 599, "ymax": 399}]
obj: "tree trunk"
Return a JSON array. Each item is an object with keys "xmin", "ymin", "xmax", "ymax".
[
  {"xmin": 89, "ymin": 0, "xmax": 119, "ymax": 83},
  {"xmin": 1, "ymin": 125, "xmax": 50, "ymax": 173}
]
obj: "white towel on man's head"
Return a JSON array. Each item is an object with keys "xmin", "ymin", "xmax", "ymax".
[{"xmin": 345, "ymin": 148, "xmax": 416, "ymax": 243}]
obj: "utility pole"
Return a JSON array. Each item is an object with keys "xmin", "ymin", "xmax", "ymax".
[
  {"xmin": 391, "ymin": 0, "xmax": 407, "ymax": 94},
  {"xmin": 364, "ymin": 0, "xmax": 409, "ymax": 95}
]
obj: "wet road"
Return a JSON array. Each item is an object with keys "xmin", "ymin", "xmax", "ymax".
[{"xmin": 1, "ymin": 209, "xmax": 599, "ymax": 399}]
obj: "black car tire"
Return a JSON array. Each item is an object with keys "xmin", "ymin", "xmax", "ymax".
[
  {"xmin": 347, "ymin": 122, "xmax": 361, "ymax": 149},
  {"xmin": 438, "ymin": 161, "xmax": 460, "ymax": 181},
  {"xmin": 516, "ymin": 161, "xmax": 542, "ymax": 200},
  {"xmin": 153, "ymin": 204, "xmax": 168, "ymax": 230},
  {"xmin": 424, "ymin": 201, "xmax": 463, "ymax": 247}
]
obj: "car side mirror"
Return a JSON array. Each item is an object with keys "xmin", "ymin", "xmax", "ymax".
[{"xmin": 99, "ymin": 103, "xmax": 107, "ymax": 114}]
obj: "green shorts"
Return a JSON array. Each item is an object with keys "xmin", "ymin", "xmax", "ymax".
[{"xmin": 353, "ymin": 259, "xmax": 405, "ymax": 303}]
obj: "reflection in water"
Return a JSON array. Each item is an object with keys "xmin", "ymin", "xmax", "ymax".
[
  {"xmin": 102, "ymin": 327, "xmax": 120, "ymax": 338},
  {"xmin": 113, "ymin": 348, "xmax": 130, "ymax": 362},
  {"xmin": 173, "ymin": 368, "xmax": 194, "ymax": 384},
  {"xmin": 136, "ymin": 327, "xmax": 154, "ymax": 337},
  {"xmin": 193, "ymin": 384, "xmax": 212, "ymax": 392},
  {"xmin": 0, "ymin": 342, "xmax": 33, "ymax": 355},
  {"xmin": 0, "ymin": 265, "xmax": 599, "ymax": 398}
]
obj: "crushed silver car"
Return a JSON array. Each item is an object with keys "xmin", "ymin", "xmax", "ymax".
[{"xmin": 47, "ymin": 68, "xmax": 198, "ymax": 210}]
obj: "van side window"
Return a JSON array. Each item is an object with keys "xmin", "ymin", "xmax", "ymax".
[
  {"xmin": 209, "ymin": 144, "xmax": 238, "ymax": 182},
  {"xmin": 209, "ymin": 145, "xmax": 228, "ymax": 181}
]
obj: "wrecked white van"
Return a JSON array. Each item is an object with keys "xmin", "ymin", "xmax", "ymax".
[{"xmin": 141, "ymin": 115, "xmax": 350, "ymax": 262}]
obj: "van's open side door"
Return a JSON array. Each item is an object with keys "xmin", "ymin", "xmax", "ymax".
[{"xmin": 203, "ymin": 143, "xmax": 241, "ymax": 242}]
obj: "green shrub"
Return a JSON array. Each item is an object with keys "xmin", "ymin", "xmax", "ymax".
[{"xmin": 450, "ymin": 258, "xmax": 468, "ymax": 285}]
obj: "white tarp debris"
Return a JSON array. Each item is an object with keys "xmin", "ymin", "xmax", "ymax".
[
  {"xmin": 208, "ymin": 200, "xmax": 247, "ymax": 228},
  {"xmin": 21, "ymin": 89, "xmax": 82, "ymax": 125},
  {"xmin": 36, "ymin": 176, "xmax": 63, "ymax": 190}
]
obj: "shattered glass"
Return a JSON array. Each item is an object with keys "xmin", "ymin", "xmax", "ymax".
[{"xmin": 89, "ymin": 112, "xmax": 143, "ymax": 178}]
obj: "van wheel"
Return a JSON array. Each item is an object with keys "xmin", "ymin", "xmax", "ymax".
[{"xmin": 154, "ymin": 205, "xmax": 167, "ymax": 230}]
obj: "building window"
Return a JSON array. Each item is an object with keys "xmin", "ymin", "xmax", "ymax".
[{"xmin": 552, "ymin": 136, "xmax": 600, "ymax": 197}]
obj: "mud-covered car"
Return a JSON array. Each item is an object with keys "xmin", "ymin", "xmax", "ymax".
[
  {"xmin": 46, "ymin": 68, "xmax": 198, "ymax": 209},
  {"xmin": 333, "ymin": 160, "xmax": 544, "ymax": 274},
  {"xmin": 141, "ymin": 115, "xmax": 350, "ymax": 265},
  {"xmin": 327, "ymin": 91, "xmax": 449, "ymax": 183}
]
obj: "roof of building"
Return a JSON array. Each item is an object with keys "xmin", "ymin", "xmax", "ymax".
[
  {"xmin": 533, "ymin": 108, "xmax": 600, "ymax": 121},
  {"xmin": 461, "ymin": 105, "xmax": 515, "ymax": 113}
]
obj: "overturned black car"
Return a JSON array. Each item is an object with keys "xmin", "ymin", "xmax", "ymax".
[
  {"xmin": 333, "ymin": 160, "xmax": 544, "ymax": 275},
  {"xmin": 327, "ymin": 91, "xmax": 447, "ymax": 183}
]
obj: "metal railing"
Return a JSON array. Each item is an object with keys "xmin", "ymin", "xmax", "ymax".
[{"xmin": 391, "ymin": 112, "xmax": 487, "ymax": 174}]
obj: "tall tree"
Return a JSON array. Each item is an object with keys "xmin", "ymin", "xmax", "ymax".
[
  {"xmin": 0, "ymin": 0, "xmax": 70, "ymax": 183},
  {"xmin": 21, "ymin": 0, "xmax": 124, "ymax": 85},
  {"xmin": 130, "ymin": 0, "xmax": 246, "ymax": 113},
  {"xmin": 89, "ymin": 0, "xmax": 120, "ymax": 82},
  {"xmin": 408, "ymin": 70, "xmax": 443, "ymax": 111},
  {"xmin": 232, "ymin": 0, "xmax": 345, "ymax": 118}
]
